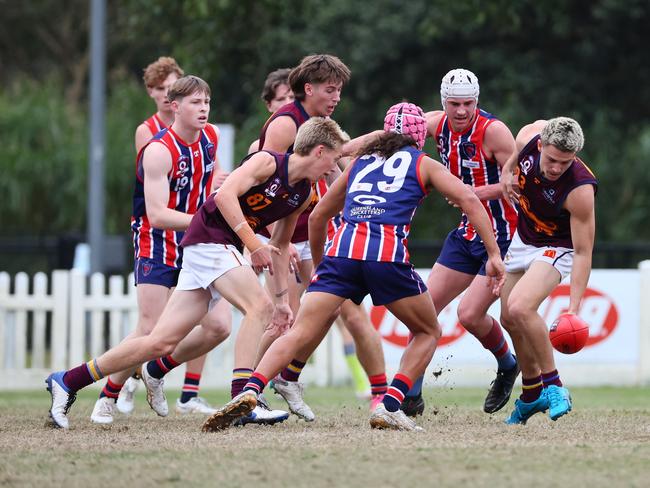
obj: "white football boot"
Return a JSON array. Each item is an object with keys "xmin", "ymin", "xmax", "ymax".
[
  {"xmin": 116, "ymin": 376, "xmax": 139, "ymax": 415},
  {"xmin": 175, "ymin": 397, "xmax": 217, "ymax": 415},
  {"xmin": 202, "ymin": 390, "xmax": 257, "ymax": 432},
  {"xmin": 141, "ymin": 364, "xmax": 168, "ymax": 417},
  {"xmin": 369, "ymin": 404, "xmax": 424, "ymax": 432},
  {"xmin": 45, "ymin": 371, "xmax": 77, "ymax": 429},
  {"xmin": 91, "ymin": 397, "xmax": 116, "ymax": 425},
  {"xmin": 271, "ymin": 376, "xmax": 315, "ymax": 421}
]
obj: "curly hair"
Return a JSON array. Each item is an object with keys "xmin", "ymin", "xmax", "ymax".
[
  {"xmin": 356, "ymin": 132, "xmax": 417, "ymax": 160},
  {"xmin": 142, "ymin": 57, "xmax": 184, "ymax": 88}
]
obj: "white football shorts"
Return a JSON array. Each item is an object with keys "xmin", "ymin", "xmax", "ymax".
[
  {"xmin": 504, "ymin": 231, "xmax": 573, "ymax": 279},
  {"xmin": 177, "ymin": 243, "xmax": 247, "ymax": 309}
]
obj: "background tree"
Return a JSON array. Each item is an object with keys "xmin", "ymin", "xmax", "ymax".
[{"xmin": 1, "ymin": 0, "xmax": 649, "ymax": 271}]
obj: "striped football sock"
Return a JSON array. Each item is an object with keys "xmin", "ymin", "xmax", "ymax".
[
  {"xmin": 99, "ymin": 378, "xmax": 123, "ymax": 400},
  {"xmin": 179, "ymin": 372, "xmax": 201, "ymax": 404},
  {"xmin": 478, "ymin": 318, "xmax": 516, "ymax": 371},
  {"xmin": 146, "ymin": 355, "xmax": 180, "ymax": 379},
  {"xmin": 280, "ymin": 359, "xmax": 305, "ymax": 382},
  {"xmin": 62, "ymin": 359, "xmax": 104, "ymax": 392},
  {"xmin": 383, "ymin": 373, "xmax": 413, "ymax": 412},
  {"xmin": 231, "ymin": 368, "xmax": 253, "ymax": 398},
  {"xmin": 520, "ymin": 375, "xmax": 544, "ymax": 403},
  {"xmin": 244, "ymin": 372, "xmax": 268, "ymax": 395},
  {"xmin": 369, "ymin": 373, "xmax": 388, "ymax": 397},
  {"xmin": 541, "ymin": 369, "xmax": 563, "ymax": 388}
]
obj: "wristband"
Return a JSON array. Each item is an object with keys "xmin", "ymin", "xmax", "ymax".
[
  {"xmin": 275, "ymin": 289, "xmax": 288, "ymax": 298},
  {"xmin": 234, "ymin": 222, "xmax": 263, "ymax": 253}
]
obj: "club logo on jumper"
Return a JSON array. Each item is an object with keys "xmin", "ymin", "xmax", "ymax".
[
  {"xmin": 265, "ymin": 178, "xmax": 281, "ymax": 198},
  {"xmin": 205, "ymin": 142, "xmax": 216, "ymax": 161},
  {"xmin": 460, "ymin": 141, "xmax": 476, "ymax": 160},
  {"xmin": 352, "ymin": 195, "xmax": 386, "ymax": 205},
  {"xmin": 287, "ymin": 193, "xmax": 302, "ymax": 207},
  {"xmin": 540, "ymin": 284, "xmax": 618, "ymax": 347},
  {"xmin": 520, "ymin": 156, "xmax": 534, "ymax": 175},
  {"xmin": 542, "ymin": 188, "xmax": 556, "ymax": 204},
  {"xmin": 176, "ymin": 155, "xmax": 190, "ymax": 176}
]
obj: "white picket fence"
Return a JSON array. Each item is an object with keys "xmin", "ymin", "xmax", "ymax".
[{"xmin": 0, "ymin": 270, "xmax": 346, "ymax": 390}]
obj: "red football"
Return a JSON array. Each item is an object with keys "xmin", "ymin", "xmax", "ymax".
[{"xmin": 549, "ymin": 313, "xmax": 589, "ymax": 354}]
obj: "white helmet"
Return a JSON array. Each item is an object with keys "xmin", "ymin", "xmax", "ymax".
[{"xmin": 440, "ymin": 68, "xmax": 480, "ymax": 107}]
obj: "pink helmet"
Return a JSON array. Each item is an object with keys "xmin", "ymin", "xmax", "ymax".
[{"xmin": 383, "ymin": 102, "xmax": 427, "ymax": 150}]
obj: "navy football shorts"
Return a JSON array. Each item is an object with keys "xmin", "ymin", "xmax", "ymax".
[
  {"xmin": 307, "ymin": 256, "xmax": 427, "ymax": 305},
  {"xmin": 134, "ymin": 257, "xmax": 180, "ymax": 288},
  {"xmin": 436, "ymin": 229, "xmax": 510, "ymax": 276}
]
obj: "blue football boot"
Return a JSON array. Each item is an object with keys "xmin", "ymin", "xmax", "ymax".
[
  {"xmin": 505, "ymin": 389, "xmax": 549, "ymax": 425},
  {"xmin": 546, "ymin": 384, "xmax": 572, "ymax": 421}
]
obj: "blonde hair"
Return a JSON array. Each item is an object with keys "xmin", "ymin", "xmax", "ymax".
[
  {"xmin": 293, "ymin": 117, "xmax": 346, "ymax": 156},
  {"xmin": 167, "ymin": 75, "xmax": 211, "ymax": 103},
  {"xmin": 289, "ymin": 54, "xmax": 351, "ymax": 101},
  {"xmin": 540, "ymin": 117, "xmax": 584, "ymax": 153},
  {"xmin": 143, "ymin": 57, "xmax": 184, "ymax": 88}
]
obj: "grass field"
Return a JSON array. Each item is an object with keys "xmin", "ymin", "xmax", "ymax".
[{"xmin": 1, "ymin": 386, "xmax": 649, "ymax": 487}]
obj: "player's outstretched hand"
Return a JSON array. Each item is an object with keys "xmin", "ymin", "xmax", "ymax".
[
  {"xmin": 270, "ymin": 303, "xmax": 293, "ymax": 335},
  {"xmin": 250, "ymin": 244, "xmax": 281, "ymax": 274},
  {"xmin": 500, "ymin": 169, "xmax": 520, "ymax": 207},
  {"xmin": 485, "ymin": 255, "xmax": 506, "ymax": 296}
]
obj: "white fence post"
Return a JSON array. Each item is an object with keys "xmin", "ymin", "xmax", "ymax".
[
  {"xmin": 0, "ymin": 272, "xmax": 9, "ymax": 369},
  {"xmin": 13, "ymin": 272, "xmax": 28, "ymax": 369},
  {"xmin": 639, "ymin": 260, "xmax": 650, "ymax": 385},
  {"xmin": 51, "ymin": 270, "xmax": 69, "ymax": 370},
  {"xmin": 89, "ymin": 273, "xmax": 106, "ymax": 359},
  {"xmin": 69, "ymin": 270, "xmax": 86, "ymax": 367},
  {"xmin": 32, "ymin": 273, "xmax": 48, "ymax": 368}
]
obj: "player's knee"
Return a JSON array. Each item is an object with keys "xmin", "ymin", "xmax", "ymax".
[
  {"xmin": 135, "ymin": 314, "xmax": 157, "ymax": 335},
  {"xmin": 247, "ymin": 295, "xmax": 274, "ymax": 324},
  {"xmin": 202, "ymin": 318, "xmax": 231, "ymax": 343},
  {"xmin": 147, "ymin": 335, "xmax": 177, "ymax": 358},
  {"xmin": 430, "ymin": 321, "xmax": 442, "ymax": 340},
  {"xmin": 457, "ymin": 306, "xmax": 482, "ymax": 331},
  {"xmin": 412, "ymin": 320, "xmax": 441, "ymax": 340},
  {"xmin": 505, "ymin": 298, "xmax": 532, "ymax": 327}
]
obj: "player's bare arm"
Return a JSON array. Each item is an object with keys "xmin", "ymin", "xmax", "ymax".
[
  {"xmin": 424, "ymin": 110, "xmax": 444, "ymax": 139},
  {"xmin": 565, "ymin": 184, "xmax": 596, "ymax": 314},
  {"xmin": 475, "ymin": 121, "xmax": 516, "ymax": 201},
  {"xmin": 135, "ymin": 123, "xmax": 153, "ymax": 154},
  {"xmin": 214, "ymin": 151, "xmax": 279, "ymax": 271},
  {"xmin": 421, "ymin": 156, "xmax": 505, "ymax": 294},
  {"xmin": 247, "ymin": 139, "xmax": 260, "ymax": 155},
  {"xmin": 142, "ymin": 143, "xmax": 194, "ymax": 231},
  {"xmin": 308, "ymin": 164, "xmax": 351, "ymax": 267},
  {"xmin": 341, "ymin": 130, "xmax": 382, "ymax": 157},
  {"xmin": 266, "ymin": 197, "xmax": 312, "ymax": 332},
  {"xmin": 260, "ymin": 116, "xmax": 298, "ymax": 152},
  {"xmin": 501, "ymin": 120, "xmax": 547, "ymax": 204},
  {"xmin": 268, "ymin": 197, "xmax": 309, "ymax": 289},
  {"xmin": 208, "ymin": 125, "xmax": 229, "ymax": 191}
]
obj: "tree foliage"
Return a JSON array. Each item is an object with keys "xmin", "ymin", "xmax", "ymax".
[{"xmin": 1, "ymin": 0, "xmax": 649, "ymax": 243}]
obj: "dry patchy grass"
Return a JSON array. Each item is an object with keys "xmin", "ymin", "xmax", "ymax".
[{"xmin": 0, "ymin": 387, "xmax": 648, "ymax": 487}]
